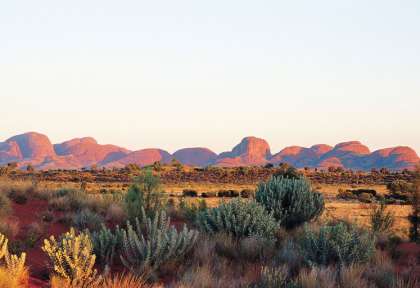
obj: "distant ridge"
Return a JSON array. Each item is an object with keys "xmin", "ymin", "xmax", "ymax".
[{"xmin": 0, "ymin": 132, "xmax": 418, "ymax": 171}]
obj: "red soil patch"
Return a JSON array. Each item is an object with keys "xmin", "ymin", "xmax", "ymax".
[
  {"xmin": 8, "ymin": 199, "xmax": 69, "ymax": 286},
  {"xmin": 395, "ymin": 242, "xmax": 420, "ymax": 278}
]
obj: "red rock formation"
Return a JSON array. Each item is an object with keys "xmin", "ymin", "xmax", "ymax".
[
  {"xmin": 0, "ymin": 132, "xmax": 418, "ymax": 170},
  {"xmin": 104, "ymin": 149, "xmax": 172, "ymax": 168},
  {"xmin": 173, "ymin": 148, "xmax": 217, "ymax": 167},
  {"xmin": 0, "ymin": 141, "xmax": 23, "ymax": 163},
  {"xmin": 216, "ymin": 137, "xmax": 271, "ymax": 166},
  {"xmin": 310, "ymin": 144, "xmax": 333, "ymax": 156},
  {"xmin": 54, "ymin": 137, "xmax": 129, "ymax": 167},
  {"xmin": 6, "ymin": 132, "xmax": 55, "ymax": 160}
]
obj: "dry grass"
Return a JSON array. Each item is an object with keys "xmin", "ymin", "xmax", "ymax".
[{"xmin": 322, "ymin": 202, "xmax": 411, "ymax": 237}]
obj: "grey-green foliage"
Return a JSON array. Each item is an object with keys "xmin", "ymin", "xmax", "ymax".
[
  {"xmin": 197, "ymin": 198, "xmax": 278, "ymax": 240},
  {"xmin": 73, "ymin": 209, "xmax": 104, "ymax": 232},
  {"xmin": 256, "ymin": 176, "xmax": 324, "ymax": 229},
  {"xmin": 298, "ymin": 222, "xmax": 375, "ymax": 266},
  {"xmin": 120, "ymin": 208, "xmax": 198, "ymax": 276},
  {"xmin": 90, "ymin": 224, "xmax": 123, "ymax": 267}
]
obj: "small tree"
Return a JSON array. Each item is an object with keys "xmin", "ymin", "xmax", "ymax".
[
  {"xmin": 370, "ymin": 201, "xmax": 395, "ymax": 234},
  {"xmin": 409, "ymin": 166, "xmax": 420, "ymax": 242},
  {"xmin": 124, "ymin": 169, "xmax": 166, "ymax": 222},
  {"xmin": 256, "ymin": 176, "xmax": 324, "ymax": 229}
]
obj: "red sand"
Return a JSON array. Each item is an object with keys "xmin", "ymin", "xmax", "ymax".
[
  {"xmin": 9, "ymin": 199, "xmax": 68, "ymax": 287},
  {"xmin": 395, "ymin": 242, "xmax": 420, "ymax": 277}
]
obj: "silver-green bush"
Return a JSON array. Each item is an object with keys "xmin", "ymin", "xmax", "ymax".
[
  {"xmin": 256, "ymin": 176, "xmax": 324, "ymax": 229},
  {"xmin": 298, "ymin": 222, "xmax": 375, "ymax": 266},
  {"xmin": 197, "ymin": 198, "xmax": 278, "ymax": 240},
  {"xmin": 120, "ymin": 209, "xmax": 198, "ymax": 276},
  {"xmin": 90, "ymin": 224, "xmax": 123, "ymax": 267}
]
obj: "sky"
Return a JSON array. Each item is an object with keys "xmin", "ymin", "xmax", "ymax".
[{"xmin": 0, "ymin": 0, "xmax": 419, "ymax": 154}]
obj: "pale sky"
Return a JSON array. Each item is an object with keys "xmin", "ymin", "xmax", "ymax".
[{"xmin": 0, "ymin": 1, "xmax": 419, "ymax": 154}]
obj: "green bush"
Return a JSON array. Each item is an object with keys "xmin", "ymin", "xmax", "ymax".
[
  {"xmin": 90, "ymin": 224, "xmax": 123, "ymax": 267},
  {"xmin": 197, "ymin": 198, "xmax": 278, "ymax": 240},
  {"xmin": 370, "ymin": 202, "xmax": 395, "ymax": 234},
  {"xmin": 178, "ymin": 198, "xmax": 207, "ymax": 222},
  {"xmin": 42, "ymin": 228, "xmax": 101, "ymax": 286},
  {"xmin": 298, "ymin": 222, "xmax": 375, "ymax": 266},
  {"xmin": 124, "ymin": 170, "xmax": 166, "ymax": 223},
  {"xmin": 256, "ymin": 176, "xmax": 324, "ymax": 229},
  {"xmin": 182, "ymin": 189, "xmax": 198, "ymax": 197},
  {"xmin": 120, "ymin": 209, "xmax": 198, "ymax": 276}
]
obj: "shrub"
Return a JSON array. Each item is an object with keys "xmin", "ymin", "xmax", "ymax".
[
  {"xmin": 48, "ymin": 196, "xmax": 71, "ymax": 211},
  {"xmin": 8, "ymin": 189, "xmax": 28, "ymax": 204},
  {"xmin": 178, "ymin": 198, "xmax": 207, "ymax": 222},
  {"xmin": 42, "ymin": 228, "xmax": 101, "ymax": 286},
  {"xmin": 256, "ymin": 176, "xmax": 324, "ymax": 229},
  {"xmin": 24, "ymin": 222, "xmax": 44, "ymax": 248},
  {"xmin": 274, "ymin": 164, "xmax": 302, "ymax": 179},
  {"xmin": 369, "ymin": 201, "xmax": 395, "ymax": 234},
  {"xmin": 276, "ymin": 240, "xmax": 305, "ymax": 276},
  {"xmin": 105, "ymin": 203, "xmax": 126, "ymax": 224},
  {"xmin": 364, "ymin": 252, "xmax": 395, "ymax": 288},
  {"xmin": 358, "ymin": 192, "xmax": 374, "ymax": 203},
  {"xmin": 2, "ymin": 253, "xmax": 27, "ymax": 287},
  {"xmin": 201, "ymin": 192, "xmax": 217, "ymax": 198},
  {"xmin": 387, "ymin": 180, "xmax": 413, "ymax": 194},
  {"xmin": 120, "ymin": 209, "xmax": 198, "ymax": 276},
  {"xmin": 214, "ymin": 233, "xmax": 239, "ymax": 260},
  {"xmin": 298, "ymin": 222, "xmax": 375, "ymax": 266},
  {"xmin": 197, "ymin": 198, "xmax": 278, "ymax": 240},
  {"xmin": 182, "ymin": 189, "xmax": 198, "ymax": 197},
  {"xmin": 217, "ymin": 190, "xmax": 240, "ymax": 198},
  {"xmin": 0, "ymin": 193, "xmax": 11, "ymax": 218},
  {"xmin": 90, "ymin": 224, "xmax": 123, "ymax": 267},
  {"xmin": 72, "ymin": 209, "xmax": 104, "ymax": 232},
  {"xmin": 66, "ymin": 189, "xmax": 88, "ymax": 211},
  {"xmin": 240, "ymin": 189, "xmax": 254, "ymax": 198},
  {"xmin": 239, "ymin": 236, "xmax": 275, "ymax": 262},
  {"xmin": 0, "ymin": 233, "xmax": 28, "ymax": 288},
  {"xmin": 0, "ymin": 233, "xmax": 8, "ymax": 260},
  {"xmin": 124, "ymin": 170, "xmax": 166, "ymax": 222},
  {"xmin": 337, "ymin": 189, "xmax": 357, "ymax": 201}
]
